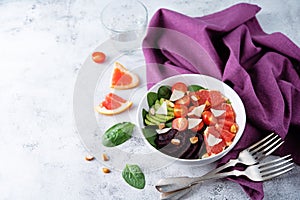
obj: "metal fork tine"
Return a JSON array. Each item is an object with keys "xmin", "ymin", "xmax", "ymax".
[
  {"xmin": 248, "ymin": 133, "xmax": 277, "ymax": 153},
  {"xmin": 263, "ymin": 140, "xmax": 284, "ymax": 156},
  {"xmin": 250, "ymin": 134, "xmax": 279, "ymax": 154},
  {"xmin": 247, "ymin": 132, "xmax": 274, "ymax": 151},
  {"xmin": 258, "ymin": 158, "xmax": 293, "ymax": 171},
  {"xmin": 260, "ymin": 162, "xmax": 294, "ymax": 177},
  {"xmin": 258, "ymin": 155, "xmax": 291, "ymax": 167},
  {"xmin": 255, "ymin": 140, "xmax": 284, "ymax": 161},
  {"xmin": 262, "ymin": 166, "xmax": 294, "ymax": 181},
  {"xmin": 260, "ymin": 158, "xmax": 293, "ymax": 172}
]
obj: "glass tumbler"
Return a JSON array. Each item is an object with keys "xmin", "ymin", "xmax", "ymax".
[{"xmin": 101, "ymin": 0, "xmax": 148, "ymax": 53}]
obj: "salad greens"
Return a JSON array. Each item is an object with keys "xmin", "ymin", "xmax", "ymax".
[
  {"xmin": 188, "ymin": 84, "xmax": 206, "ymax": 92},
  {"xmin": 157, "ymin": 85, "xmax": 172, "ymax": 100},
  {"xmin": 142, "ymin": 126, "xmax": 157, "ymax": 148},
  {"xmin": 143, "ymin": 84, "xmax": 206, "ymax": 125},
  {"xmin": 102, "ymin": 122, "xmax": 135, "ymax": 147},
  {"xmin": 147, "ymin": 92, "xmax": 158, "ymax": 107}
]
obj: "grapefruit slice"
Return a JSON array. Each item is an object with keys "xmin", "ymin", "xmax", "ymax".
[
  {"xmin": 216, "ymin": 119, "xmax": 239, "ymax": 134},
  {"xmin": 220, "ymin": 129, "xmax": 236, "ymax": 146},
  {"xmin": 190, "ymin": 90, "xmax": 226, "ymax": 107},
  {"xmin": 209, "ymin": 90, "xmax": 227, "ymax": 107},
  {"xmin": 95, "ymin": 92, "xmax": 132, "ymax": 115},
  {"xmin": 110, "ymin": 62, "xmax": 139, "ymax": 89},
  {"xmin": 213, "ymin": 103, "xmax": 236, "ymax": 121},
  {"xmin": 203, "ymin": 126, "xmax": 227, "ymax": 156}
]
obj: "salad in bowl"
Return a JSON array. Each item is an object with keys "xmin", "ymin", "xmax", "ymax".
[{"xmin": 137, "ymin": 74, "xmax": 246, "ymax": 165}]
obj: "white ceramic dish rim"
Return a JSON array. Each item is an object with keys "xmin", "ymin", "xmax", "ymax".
[{"xmin": 136, "ymin": 74, "xmax": 246, "ymax": 164}]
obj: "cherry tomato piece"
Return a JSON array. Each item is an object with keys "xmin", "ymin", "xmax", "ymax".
[
  {"xmin": 174, "ymin": 104, "xmax": 188, "ymax": 118},
  {"xmin": 172, "ymin": 117, "xmax": 188, "ymax": 132},
  {"xmin": 92, "ymin": 52, "xmax": 106, "ymax": 63},
  {"xmin": 171, "ymin": 82, "xmax": 188, "ymax": 93},
  {"xmin": 175, "ymin": 95, "xmax": 190, "ymax": 106},
  {"xmin": 201, "ymin": 111, "xmax": 217, "ymax": 126}
]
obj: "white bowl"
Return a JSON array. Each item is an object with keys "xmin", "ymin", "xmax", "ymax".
[{"xmin": 136, "ymin": 74, "xmax": 246, "ymax": 165}]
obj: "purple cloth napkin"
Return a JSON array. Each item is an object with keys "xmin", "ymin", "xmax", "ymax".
[{"xmin": 142, "ymin": 3, "xmax": 300, "ymax": 200}]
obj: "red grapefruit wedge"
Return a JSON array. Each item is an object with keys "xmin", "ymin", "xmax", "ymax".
[
  {"xmin": 190, "ymin": 90, "xmax": 226, "ymax": 107},
  {"xmin": 95, "ymin": 92, "xmax": 132, "ymax": 115},
  {"xmin": 204, "ymin": 126, "xmax": 227, "ymax": 156},
  {"xmin": 110, "ymin": 62, "xmax": 139, "ymax": 90}
]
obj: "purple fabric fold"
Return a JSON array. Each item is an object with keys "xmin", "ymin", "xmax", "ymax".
[{"xmin": 142, "ymin": 3, "xmax": 300, "ymax": 200}]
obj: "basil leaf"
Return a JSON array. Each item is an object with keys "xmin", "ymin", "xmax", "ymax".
[
  {"xmin": 142, "ymin": 126, "xmax": 157, "ymax": 148},
  {"xmin": 122, "ymin": 164, "xmax": 145, "ymax": 189},
  {"xmin": 188, "ymin": 84, "xmax": 206, "ymax": 92},
  {"xmin": 147, "ymin": 92, "xmax": 158, "ymax": 107},
  {"xmin": 157, "ymin": 85, "xmax": 172, "ymax": 100},
  {"xmin": 102, "ymin": 122, "xmax": 135, "ymax": 147}
]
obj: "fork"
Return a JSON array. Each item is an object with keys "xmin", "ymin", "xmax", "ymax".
[
  {"xmin": 156, "ymin": 132, "xmax": 283, "ymax": 193},
  {"xmin": 205, "ymin": 132, "xmax": 284, "ymax": 176},
  {"xmin": 160, "ymin": 155, "xmax": 294, "ymax": 200}
]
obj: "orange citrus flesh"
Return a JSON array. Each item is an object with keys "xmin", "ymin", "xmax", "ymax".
[
  {"xmin": 110, "ymin": 62, "xmax": 139, "ymax": 89},
  {"xmin": 95, "ymin": 92, "xmax": 132, "ymax": 115},
  {"xmin": 204, "ymin": 126, "xmax": 227, "ymax": 156},
  {"xmin": 107, "ymin": 92, "xmax": 127, "ymax": 103},
  {"xmin": 111, "ymin": 67, "xmax": 133, "ymax": 86},
  {"xmin": 100, "ymin": 97, "xmax": 122, "ymax": 110}
]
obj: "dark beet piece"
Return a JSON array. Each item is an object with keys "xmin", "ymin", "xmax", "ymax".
[
  {"xmin": 157, "ymin": 129, "xmax": 177, "ymax": 141},
  {"xmin": 155, "ymin": 129, "xmax": 178, "ymax": 149},
  {"xmin": 155, "ymin": 129, "xmax": 206, "ymax": 159},
  {"xmin": 155, "ymin": 138, "xmax": 171, "ymax": 148}
]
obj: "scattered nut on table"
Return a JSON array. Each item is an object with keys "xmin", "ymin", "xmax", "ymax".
[
  {"xmin": 85, "ymin": 155, "xmax": 95, "ymax": 161},
  {"xmin": 102, "ymin": 153, "xmax": 109, "ymax": 161},
  {"xmin": 102, "ymin": 168, "xmax": 111, "ymax": 174}
]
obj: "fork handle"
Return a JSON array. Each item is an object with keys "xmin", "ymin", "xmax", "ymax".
[
  {"xmin": 202, "ymin": 159, "xmax": 239, "ymax": 177},
  {"xmin": 160, "ymin": 171, "xmax": 238, "ymax": 200},
  {"xmin": 192, "ymin": 169, "xmax": 242, "ymax": 184},
  {"xmin": 156, "ymin": 159, "xmax": 241, "ymax": 194},
  {"xmin": 186, "ymin": 159, "xmax": 239, "ymax": 184}
]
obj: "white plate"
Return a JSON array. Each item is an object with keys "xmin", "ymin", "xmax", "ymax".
[{"xmin": 136, "ymin": 74, "xmax": 246, "ymax": 165}]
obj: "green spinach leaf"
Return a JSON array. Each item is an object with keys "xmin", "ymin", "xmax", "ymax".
[
  {"xmin": 122, "ymin": 164, "xmax": 145, "ymax": 189},
  {"xmin": 188, "ymin": 84, "xmax": 206, "ymax": 92},
  {"xmin": 102, "ymin": 122, "xmax": 135, "ymax": 147},
  {"xmin": 157, "ymin": 85, "xmax": 172, "ymax": 100},
  {"xmin": 142, "ymin": 126, "xmax": 157, "ymax": 148},
  {"xmin": 147, "ymin": 92, "xmax": 158, "ymax": 107}
]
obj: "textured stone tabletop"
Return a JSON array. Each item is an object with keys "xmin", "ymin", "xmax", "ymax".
[{"xmin": 1, "ymin": 0, "xmax": 299, "ymax": 199}]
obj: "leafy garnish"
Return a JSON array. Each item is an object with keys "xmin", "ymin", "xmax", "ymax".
[
  {"xmin": 188, "ymin": 85, "xmax": 206, "ymax": 92},
  {"xmin": 142, "ymin": 126, "xmax": 157, "ymax": 148},
  {"xmin": 157, "ymin": 85, "xmax": 172, "ymax": 100},
  {"xmin": 147, "ymin": 92, "xmax": 158, "ymax": 107},
  {"xmin": 102, "ymin": 122, "xmax": 135, "ymax": 147},
  {"xmin": 122, "ymin": 164, "xmax": 145, "ymax": 189}
]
